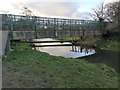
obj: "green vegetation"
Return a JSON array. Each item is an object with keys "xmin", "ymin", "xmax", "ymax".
[
  {"xmin": 58, "ymin": 36, "xmax": 119, "ymax": 52},
  {"xmin": 3, "ymin": 43, "xmax": 118, "ymax": 88},
  {"xmin": 11, "ymin": 42, "xmax": 31, "ymax": 51},
  {"xmin": 77, "ymin": 37, "xmax": 100, "ymax": 47},
  {"xmin": 96, "ymin": 39, "xmax": 119, "ymax": 52},
  {"xmin": 55, "ymin": 36, "xmax": 81, "ymax": 41}
]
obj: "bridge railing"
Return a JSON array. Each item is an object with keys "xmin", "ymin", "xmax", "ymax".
[{"xmin": 1, "ymin": 14, "xmax": 107, "ymax": 40}]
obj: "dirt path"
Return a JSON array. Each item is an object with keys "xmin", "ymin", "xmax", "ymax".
[{"xmin": 2, "ymin": 65, "xmax": 26, "ymax": 88}]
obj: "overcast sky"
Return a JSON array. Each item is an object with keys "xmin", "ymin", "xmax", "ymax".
[{"xmin": 0, "ymin": 0, "xmax": 119, "ymax": 19}]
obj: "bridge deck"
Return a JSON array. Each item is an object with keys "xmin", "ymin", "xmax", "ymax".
[
  {"xmin": 31, "ymin": 44, "xmax": 73, "ymax": 47},
  {"xmin": 27, "ymin": 40, "xmax": 77, "ymax": 43}
]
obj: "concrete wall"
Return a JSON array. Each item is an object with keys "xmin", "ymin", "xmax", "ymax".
[
  {"xmin": 0, "ymin": 15, "xmax": 10, "ymax": 89},
  {"xmin": 0, "ymin": 14, "xmax": 2, "ymax": 90},
  {"xmin": 0, "ymin": 14, "xmax": 10, "ymax": 58},
  {"xmin": 0, "ymin": 30, "xmax": 9, "ymax": 58},
  {"xmin": 0, "ymin": 30, "xmax": 2, "ymax": 90}
]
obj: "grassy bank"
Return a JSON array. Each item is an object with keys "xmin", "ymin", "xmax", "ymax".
[
  {"xmin": 3, "ymin": 42, "xmax": 118, "ymax": 88},
  {"xmin": 57, "ymin": 36, "xmax": 119, "ymax": 52},
  {"xmin": 55, "ymin": 36, "xmax": 81, "ymax": 41},
  {"xmin": 96, "ymin": 40, "xmax": 120, "ymax": 52}
]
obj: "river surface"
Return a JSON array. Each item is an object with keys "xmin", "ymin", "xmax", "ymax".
[
  {"xmin": 81, "ymin": 49, "xmax": 119, "ymax": 72},
  {"xmin": 33, "ymin": 38, "xmax": 95, "ymax": 58},
  {"xmin": 33, "ymin": 38, "xmax": 118, "ymax": 72}
]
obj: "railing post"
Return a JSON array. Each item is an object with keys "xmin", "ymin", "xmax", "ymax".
[
  {"xmin": 70, "ymin": 19, "xmax": 72, "ymax": 37},
  {"xmin": 33, "ymin": 16, "xmax": 37, "ymax": 39},
  {"xmin": 54, "ymin": 18, "xmax": 56, "ymax": 38}
]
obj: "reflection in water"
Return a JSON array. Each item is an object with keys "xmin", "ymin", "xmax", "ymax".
[{"xmin": 33, "ymin": 38, "xmax": 95, "ymax": 58}]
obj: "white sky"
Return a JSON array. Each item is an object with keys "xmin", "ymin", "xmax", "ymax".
[{"xmin": 0, "ymin": 0, "xmax": 119, "ymax": 19}]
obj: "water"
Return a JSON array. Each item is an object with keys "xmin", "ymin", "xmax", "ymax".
[
  {"xmin": 32, "ymin": 38, "xmax": 118, "ymax": 72},
  {"xmin": 33, "ymin": 38, "xmax": 95, "ymax": 58},
  {"xmin": 81, "ymin": 49, "xmax": 119, "ymax": 72}
]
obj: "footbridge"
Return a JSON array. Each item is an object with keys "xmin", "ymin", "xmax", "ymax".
[
  {"xmin": 1, "ymin": 14, "xmax": 107, "ymax": 40},
  {"xmin": 0, "ymin": 14, "xmax": 108, "ymax": 56}
]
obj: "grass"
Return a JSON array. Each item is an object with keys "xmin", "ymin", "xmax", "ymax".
[
  {"xmin": 96, "ymin": 39, "xmax": 120, "ymax": 52},
  {"xmin": 55, "ymin": 36, "xmax": 81, "ymax": 41},
  {"xmin": 57, "ymin": 36, "xmax": 119, "ymax": 52},
  {"xmin": 11, "ymin": 42, "xmax": 31, "ymax": 51},
  {"xmin": 3, "ymin": 42, "xmax": 118, "ymax": 88}
]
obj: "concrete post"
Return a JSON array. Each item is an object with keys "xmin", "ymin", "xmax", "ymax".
[
  {"xmin": 0, "ymin": 14, "xmax": 2, "ymax": 90},
  {"xmin": 0, "ymin": 14, "xmax": 10, "ymax": 90}
]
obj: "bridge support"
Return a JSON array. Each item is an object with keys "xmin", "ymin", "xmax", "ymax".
[
  {"xmin": 0, "ymin": 30, "xmax": 10, "ymax": 58},
  {"xmin": 0, "ymin": 15, "xmax": 10, "ymax": 58}
]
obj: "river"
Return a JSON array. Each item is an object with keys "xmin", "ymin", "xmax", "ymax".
[
  {"xmin": 33, "ymin": 38, "xmax": 118, "ymax": 72},
  {"xmin": 33, "ymin": 38, "xmax": 95, "ymax": 58}
]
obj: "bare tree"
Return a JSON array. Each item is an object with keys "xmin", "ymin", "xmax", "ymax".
[
  {"xmin": 21, "ymin": 6, "xmax": 32, "ymax": 16},
  {"xmin": 90, "ymin": 2, "xmax": 110, "ymax": 22},
  {"xmin": 106, "ymin": 1, "xmax": 119, "ymax": 22},
  {"xmin": 20, "ymin": 6, "xmax": 33, "ymax": 30},
  {"xmin": 90, "ymin": 1, "xmax": 119, "ymax": 22},
  {"xmin": 106, "ymin": 1, "xmax": 120, "ymax": 31}
]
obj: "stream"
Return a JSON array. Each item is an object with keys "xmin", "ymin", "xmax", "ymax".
[
  {"xmin": 33, "ymin": 38, "xmax": 119, "ymax": 72},
  {"xmin": 33, "ymin": 38, "xmax": 95, "ymax": 58}
]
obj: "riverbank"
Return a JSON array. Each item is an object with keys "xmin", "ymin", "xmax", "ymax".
[
  {"xmin": 2, "ymin": 42, "xmax": 118, "ymax": 88},
  {"xmin": 57, "ymin": 36, "xmax": 119, "ymax": 52},
  {"xmin": 79, "ymin": 48, "xmax": 119, "ymax": 73},
  {"xmin": 57, "ymin": 36, "xmax": 119, "ymax": 72},
  {"xmin": 96, "ymin": 39, "xmax": 119, "ymax": 52}
]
